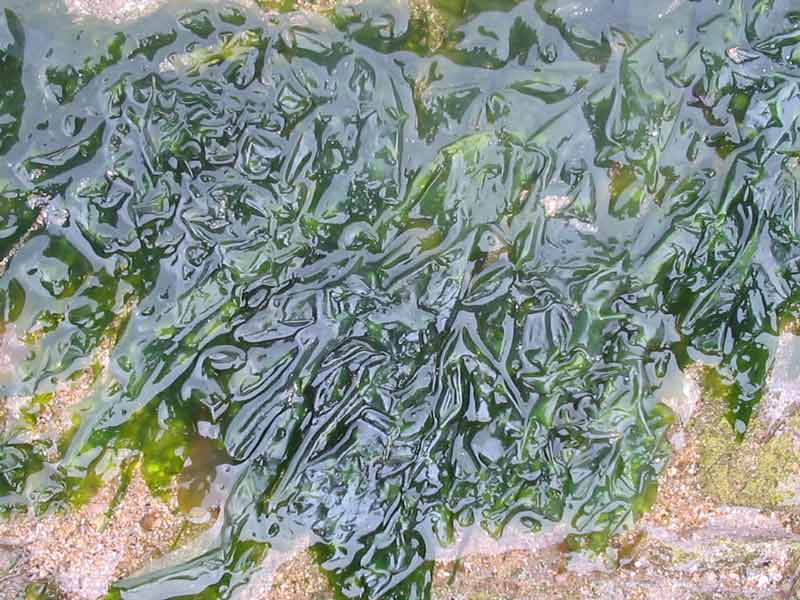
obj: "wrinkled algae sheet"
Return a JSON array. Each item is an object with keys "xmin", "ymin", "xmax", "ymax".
[{"xmin": 2, "ymin": 0, "xmax": 800, "ymax": 598}]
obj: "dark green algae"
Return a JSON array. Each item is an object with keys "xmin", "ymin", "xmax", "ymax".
[{"xmin": 1, "ymin": 0, "xmax": 800, "ymax": 597}]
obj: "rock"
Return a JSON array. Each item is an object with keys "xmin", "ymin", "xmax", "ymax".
[{"xmin": 758, "ymin": 333, "xmax": 800, "ymax": 437}]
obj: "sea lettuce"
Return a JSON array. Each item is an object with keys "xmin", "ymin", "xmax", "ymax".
[{"xmin": 1, "ymin": 1, "xmax": 800, "ymax": 598}]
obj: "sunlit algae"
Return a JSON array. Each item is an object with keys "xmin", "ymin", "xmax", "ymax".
[{"xmin": 1, "ymin": 0, "xmax": 800, "ymax": 598}]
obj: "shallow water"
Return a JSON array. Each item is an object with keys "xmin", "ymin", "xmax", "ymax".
[{"xmin": 1, "ymin": 0, "xmax": 800, "ymax": 598}]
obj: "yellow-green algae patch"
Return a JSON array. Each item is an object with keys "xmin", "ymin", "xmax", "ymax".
[{"xmin": 692, "ymin": 370, "xmax": 800, "ymax": 510}]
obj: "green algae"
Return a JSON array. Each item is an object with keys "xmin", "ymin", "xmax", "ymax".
[
  {"xmin": 23, "ymin": 582, "xmax": 58, "ymax": 600},
  {"xmin": 0, "ymin": 8, "xmax": 24, "ymax": 157},
  {"xmin": 0, "ymin": 0, "xmax": 800, "ymax": 598},
  {"xmin": 694, "ymin": 368, "xmax": 800, "ymax": 509}
]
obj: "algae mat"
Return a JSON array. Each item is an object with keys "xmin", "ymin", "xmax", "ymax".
[{"xmin": 1, "ymin": 0, "xmax": 800, "ymax": 598}]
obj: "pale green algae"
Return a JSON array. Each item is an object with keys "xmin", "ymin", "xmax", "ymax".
[{"xmin": 694, "ymin": 371, "xmax": 800, "ymax": 509}]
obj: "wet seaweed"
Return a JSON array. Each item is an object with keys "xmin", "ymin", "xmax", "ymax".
[{"xmin": 1, "ymin": 1, "xmax": 800, "ymax": 598}]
